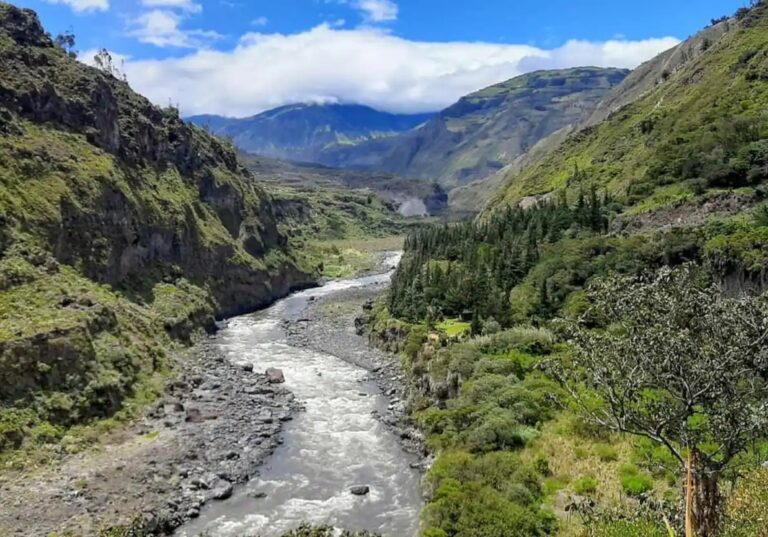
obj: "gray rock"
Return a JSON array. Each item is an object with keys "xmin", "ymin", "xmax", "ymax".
[
  {"xmin": 212, "ymin": 484, "xmax": 234, "ymax": 500},
  {"xmin": 185, "ymin": 408, "xmax": 203, "ymax": 423},
  {"xmin": 350, "ymin": 485, "xmax": 370, "ymax": 496},
  {"xmin": 266, "ymin": 368, "xmax": 285, "ymax": 384},
  {"xmin": 190, "ymin": 478, "xmax": 209, "ymax": 490},
  {"xmin": 241, "ymin": 363, "xmax": 254, "ymax": 373}
]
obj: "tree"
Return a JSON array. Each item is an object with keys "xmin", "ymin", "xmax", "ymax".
[
  {"xmin": 554, "ymin": 266, "xmax": 768, "ymax": 537},
  {"xmin": 54, "ymin": 29, "xmax": 77, "ymax": 58},
  {"xmin": 93, "ymin": 48, "xmax": 127, "ymax": 81}
]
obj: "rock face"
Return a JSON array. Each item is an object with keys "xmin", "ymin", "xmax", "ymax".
[{"xmin": 0, "ymin": 3, "xmax": 316, "ymax": 447}]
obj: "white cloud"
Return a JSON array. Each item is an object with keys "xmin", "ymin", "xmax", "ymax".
[
  {"xmin": 251, "ymin": 16, "xmax": 268, "ymax": 27},
  {"xmin": 355, "ymin": 0, "xmax": 397, "ymax": 22},
  {"xmin": 140, "ymin": 0, "xmax": 202, "ymax": 13},
  {"xmin": 128, "ymin": 9, "xmax": 222, "ymax": 48},
  {"xmin": 118, "ymin": 25, "xmax": 679, "ymax": 116},
  {"xmin": 44, "ymin": 0, "xmax": 109, "ymax": 13}
]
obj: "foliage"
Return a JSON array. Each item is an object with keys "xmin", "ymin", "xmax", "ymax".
[
  {"xmin": 555, "ymin": 266, "xmax": 768, "ymax": 535},
  {"xmin": 389, "ymin": 189, "xmax": 610, "ymax": 325},
  {"xmin": 493, "ymin": 2, "xmax": 768, "ymax": 210},
  {"xmin": 721, "ymin": 469, "xmax": 768, "ymax": 537}
]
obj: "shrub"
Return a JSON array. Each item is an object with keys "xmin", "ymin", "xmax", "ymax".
[
  {"xmin": 618, "ymin": 464, "xmax": 655, "ymax": 497},
  {"xmin": 594, "ymin": 444, "xmax": 619, "ymax": 462},
  {"xmin": 588, "ymin": 520, "xmax": 668, "ymax": 537},
  {"xmin": 722, "ymin": 469, "xmax": 768, "ymax": 537},
  {"xmin": 574, "ymin": 475, "xmax": 599, "ymax": 495}
]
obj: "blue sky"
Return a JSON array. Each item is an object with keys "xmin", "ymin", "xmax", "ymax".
[{"xmin": 13, "ymin": 0, "xmax": 749, "ymax": 115}]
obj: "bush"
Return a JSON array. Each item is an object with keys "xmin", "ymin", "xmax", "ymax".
[
  {"xmin": 621, "ymin": 472, "xmax": 655, "ymax": 497},
  {"xmin": 574, "ymin": 475, "xmax": 599, "ymax": 495},
  {"xmin": 722, "ymin": 469, "xmax": 768, "ymax": 537},
  {"xmin": 594, "ymin": 444, "xmax": 619, "ymax": 462},
  {"xmin": 588, "ymin": 520, "xmax": 668, "ymax": 537}
]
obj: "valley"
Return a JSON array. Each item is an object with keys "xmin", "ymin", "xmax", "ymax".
[{"xmin": 1, "ymin": 1, "xmax": 768, "ymax": 537}]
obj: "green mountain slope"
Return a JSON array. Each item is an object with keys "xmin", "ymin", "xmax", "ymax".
[
  {"xmin": 0, "ymin": 4, "xmax": 314, "ymax": 452},
  {"xmin": 375, "ymin": 5, "xmax": 768, "ymax": 537},
  {"xmin": 187, "ymin": 104, "xmax": 432, "ymax": 164},
  {"xmin": 490, "ymin": 7, "xmax": 768, "ymax": 213},
  {"xmin": 322, "ymin": 68, "xmax": 629, "ymax": 189}
]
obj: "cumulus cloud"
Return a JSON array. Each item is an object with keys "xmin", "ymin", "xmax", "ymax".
[
  {"xmin": 251, "ymin": 16, "xmax": 269, "ymax": 27},
  {"xmin": 119, "ymin": 25, "xmax": 679, "ymax": 116},
  {"xmin": 139, "ymin": 0, "xmax": 202, "ymax": 13},
  {"xmin": 128, "ymin": 9, "xmax": 222, "ymax": 48},
  {"xmin": 44, "ymin": 0, "xmax": 108, "ymax": 13}
]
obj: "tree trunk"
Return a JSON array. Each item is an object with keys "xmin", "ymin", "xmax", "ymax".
[
  {"xmin": 695, "ymin": 470, "xmax": 723, "ymax": 537},
  {"xmin": 685, "ymin": 448, "xmax": 724, "ymax": 537}
]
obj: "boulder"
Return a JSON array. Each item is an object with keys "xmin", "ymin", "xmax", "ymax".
[
  {"xmin": 212, "ymin": 483, "xmax": 234, "ymax": 500},
  {"xmin": 185, "ymin": 407, "xmax": 203, "ymax": 423},
  {"xmin": 350, "ymin": 485, "xmax": 370, "ymax": 496},
  {"xmin": 266, "ymin": 368, "xmax": 285, "ymax": 384}
]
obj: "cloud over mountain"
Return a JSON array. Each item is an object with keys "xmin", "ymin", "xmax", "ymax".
[{"xmin": 118, "ymin": 24, "xmax": 679, "ymax": 116}]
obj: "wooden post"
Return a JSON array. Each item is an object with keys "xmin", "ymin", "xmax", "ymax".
[{"xmin": 685, "ymin": 449, "xmax": 696, "ymax": 537}]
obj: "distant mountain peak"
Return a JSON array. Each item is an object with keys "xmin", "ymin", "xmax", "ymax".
[{"xmin": 187, "ymin": 103, "xmax": 434, "ymax": 163}]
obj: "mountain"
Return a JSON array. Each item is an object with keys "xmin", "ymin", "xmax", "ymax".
[
  {"xmin": 0, "ymin": 3, "xmax": 314, "ymax": 451},
  {"xmin": 241, "ymin": 154, "xmax": 448, "ymax": 217},
  {"xmin": 320, "ymin": 67, "xmax": 629, "ymax": 189},
  {"xmin": 187, "ymin": 104, "xmax": 433, "ymax": 163},
  {"xmin": 449, "ymin": 22, "xmax": 734, "ymax": 214},
  {"xmin": 488, "ymin": 6, "xmax": 768, "ymax": 214},
  {"xmin": 380, "ymin": 5, "xmax": 768, "ymax": 536}
]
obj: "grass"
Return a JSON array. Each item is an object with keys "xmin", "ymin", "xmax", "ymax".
[
  {"xmin": 303, "ymin": 236, "xmax": 405, "ymax": 279},
  {"xmin": 492, "ymin": 7, "xmax": 768, "ymax": 213},
  {"xmin": 436, "ymin": 318, "xmax": 471, "ymax": 337},
  {"xmin": 516, "ymin": 414, "xmax": 673, "ymax": 536}
]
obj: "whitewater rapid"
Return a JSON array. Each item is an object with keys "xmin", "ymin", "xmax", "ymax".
[{"xmin": 178, "ymin": 259, "xmax": 422, "ymax": 536}]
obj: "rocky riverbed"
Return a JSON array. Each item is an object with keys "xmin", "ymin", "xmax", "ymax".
[
  {"xmin": 0, "ymin": 252, "xmax": 423, "ymax": 537},
  {"xmin": 0, "ymin": 338, "xmax": 300, "ymax": 536}
]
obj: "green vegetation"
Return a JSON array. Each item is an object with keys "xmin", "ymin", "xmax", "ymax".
[
  {"xmin": 492, "ymin": 2, "xmax": 768, "ymax": 213},
  {"xmin": 374, "ymin": 5, "xmax": 768, "ymax": 536},
  {"xmin": 0, "ymin": 3, "xmax": 312, "ymax": 461},
  {"xmin": 435, "ymin": 319, "xmax": 471, "ymax": 337}
]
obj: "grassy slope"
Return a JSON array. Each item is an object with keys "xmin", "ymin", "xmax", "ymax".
[
  {"xmin": 0, "ymin": 4, "xmax": 313, "ymax": 462},
  {"xmin": 491, "ymin": 8, "xmax": 768, "ymax": 211},
  {"xmin": 371, "ymin": 6, "xmax": 768, "ymax": 536},
  {"xmin": 320, "ymin": 68, "xmax": 627, "ymax": 195}
]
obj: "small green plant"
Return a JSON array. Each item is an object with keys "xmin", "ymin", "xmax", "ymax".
[
  {"xmin": 620, "ymin": 465, "xmax": 655, "ymax": 497},
  {"xmin": 594, "ymin": 443, "xmax": 619, "ymax": 462},
  {"xmin": 574, "ymin": 475, "xmax": 599, "ymax": 495}
]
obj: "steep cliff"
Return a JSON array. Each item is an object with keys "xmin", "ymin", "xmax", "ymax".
[{"xmin": 0, "ymin": 3, "xmax": 314, "ymax": 451}]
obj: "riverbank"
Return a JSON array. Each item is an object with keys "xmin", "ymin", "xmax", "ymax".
[
  {"xmin": 0, "ymin": 250, "xmax": 417, "ymax": 537},
  {"xmin": 176, "ymin": 253, "xmax": 423, "ymax": 537},
  {"xmin": 0, "ymin": 334, "xmax": 300, "ymax": 536}
]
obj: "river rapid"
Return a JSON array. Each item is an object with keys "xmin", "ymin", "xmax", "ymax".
[{"xmin": 178, "ymin": 257, "xmax": 423, "ymax": 537}]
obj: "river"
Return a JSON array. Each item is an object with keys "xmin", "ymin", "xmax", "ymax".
[{"xmin": 178, "ymin": 260, "xmax": 423, "ymax": 537}]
